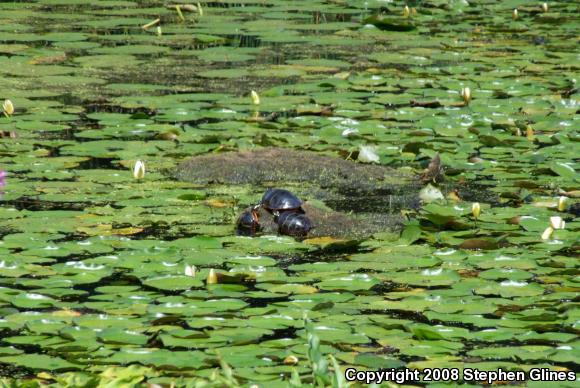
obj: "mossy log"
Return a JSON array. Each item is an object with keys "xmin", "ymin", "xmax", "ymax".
[{"xmin": 175, "ymin": 148, "xmax": 495, "ymax": 238}]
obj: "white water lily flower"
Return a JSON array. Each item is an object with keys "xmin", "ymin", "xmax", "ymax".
[
  {"xmin": 358, "ymin": 145, "xmax": 379, "ymax": 163},
  {"xmin": 541, "ymin": 226, "xmax": 554, "ymax": 240},
  {"xmin": 250, "ymin": 90, "xmax": 260, "ymax": 105},
  {"xmin": 419, "ymin": 184, "xmax": 444, "ymax": 203},
  {"xmin": 184, "ymin": 264, "xmax": 196, "ymax": 277},
  {"xmin": 133, "ymin": 160, "xmax": 145, "ymax": 179},
  {"xmin": 549, "ymin": 216, "xmax": 565, "ymax": 230}
]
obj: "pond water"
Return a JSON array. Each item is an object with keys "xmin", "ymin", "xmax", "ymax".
[{"xmin": 0, "ymin": 0, "xmax": 578, "ymax": 386}]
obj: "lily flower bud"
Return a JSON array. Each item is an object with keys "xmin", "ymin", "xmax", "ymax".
[
  {"xmin": 185, "ymin": 264, "xmax": 196, "ymax": 277},
  {"xmin": 283, "ymin": 355, "xmax": 299, "ymax": 365},
  {"xmin": 557, "ymin": 196, "xmax": 567, "ymax": 212},
  {"xmin": 472, "ymin": 202, "xmax": 481, "ymax": 219},
  {"xmin": 525, "ymin": 125, "xmax": 534, "ymax": 140},
  {"xmin": 133, "ymin": 160, "xmax": 145, "ymax": 179},
  {"xmin": 461, "ymin": 87, "xmax": 471, "ymax": 104},
  {"xmin": 207, "ymin": 268, "xmax": 218, "ymax": 284},
  {"xmin": 2, "ymin": 99, "xmax": 14, "ymax": 117},
  {"xmin": 541, "ymin": 226, "xmax": 554, "ymax": 240},
  {"xmin": 250, "ymin": 90, "xmax": 260, "ymax": 105}
]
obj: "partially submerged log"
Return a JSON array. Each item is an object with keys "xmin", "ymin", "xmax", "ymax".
[
  {"xmin": 176, "ymin": 148, "xmax": 418, "ymax": 238},
  {"xmin": 175, "ymin": 148, "xmax": 495, "ymax": 239},
  {"xmin": 176, "ymin": 148, "xmax": 418, "ymax": 196}
]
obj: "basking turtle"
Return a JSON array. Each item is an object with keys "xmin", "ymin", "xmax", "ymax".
[
  {"xmin": 236, "ymin": 208, "xmax": 260, "ymax": 236},
  {"xmin": 237, "ymin": 188, "xmax": 312, "ymax": 237},
  {"xmin": 275, "ymin": 211, "xmax": 312, "ymax": 238},
  {"xmin": 237, "ymin": 202, "xmax": 403, "ymax": 240},
  {"xmin": 259, "ymin": 188, "xmax": 304, "ymax": 215}
]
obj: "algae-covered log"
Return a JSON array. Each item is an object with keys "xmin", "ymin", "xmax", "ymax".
[
  {"xmin": 176, "ymin": 148, "xmax": 419, "ymax": 238},
  {"xmin": 175, "ymin": 148, "xmax": 421, "ymax": 210},
  {"xmin": 175, "ymin": 148, "xmax": 495, "ymax": 239}
]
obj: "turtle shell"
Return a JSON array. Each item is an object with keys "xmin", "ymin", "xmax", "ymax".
[
  {"xmin": 276, "ymin": 211, "xmax": 312, "ymax": 237},
  {"xmin": 260, "ymin": 189, "xmax": 303, "ymax": 211}
]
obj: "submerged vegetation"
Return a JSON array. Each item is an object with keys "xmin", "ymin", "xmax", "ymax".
[{"xmin": 0, "ymin": 0, "xmax": 578, "ymax": 386}]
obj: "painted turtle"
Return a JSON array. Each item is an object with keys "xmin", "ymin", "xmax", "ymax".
[
  {"xmin": 236, "ymin": 208, "xmax": 260, "ymax": 235},
  {"xmin": 260, "ymin": 188, "xmax": 303, "ymax": 214},
  {"xmin": 276, "ymin": 211, "xmax": 312, "ymax": 237}
]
